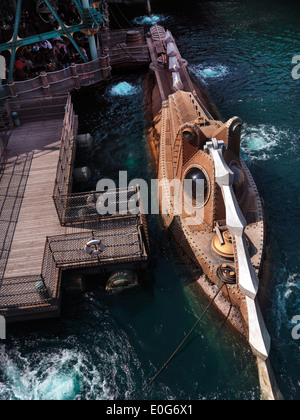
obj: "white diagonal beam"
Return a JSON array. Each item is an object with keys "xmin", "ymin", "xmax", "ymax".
[{"xmin": 204, "ymin": 139, "xmax": 258, "ymax": 299}]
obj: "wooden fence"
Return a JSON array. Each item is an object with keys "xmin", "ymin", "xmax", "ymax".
[{"xmin": 0, "ymin": 55, "xmax": 111, "ymax": 103}]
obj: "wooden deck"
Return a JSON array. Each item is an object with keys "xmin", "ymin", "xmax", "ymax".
[
  {"xmin": 3, "ymin": 119, "xmax": 66, "ymax": 279},
  {"xmin": 0, "ymin": 95, "xmax": 150, "ymax": 322}
]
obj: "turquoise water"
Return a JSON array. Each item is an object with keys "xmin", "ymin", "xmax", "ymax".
[{"xmin": 0, "ymin": 0, "xmax": 299, "ymax": 400}]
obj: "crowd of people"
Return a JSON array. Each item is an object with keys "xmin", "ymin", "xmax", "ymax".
[
  {"xmin": 0, "ymin": 1, "xmax": 91, "ymax": 81},
  {"xmin": 13, "ymin": 34, "xmax": 90, "ymax": 81}
]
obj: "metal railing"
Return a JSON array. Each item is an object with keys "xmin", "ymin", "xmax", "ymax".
[
  {"xmin": 47, "ymin": 217, "xmax": 147, "ymax": 269},
  {"xmin": 53, "ymin": 186, "xmax": 141, "ymax": 226},
  {"xmin": 53, "ymin": 94, "xmax": 77, "ymax": 200},
  {"xmin": 4, "ymin": 94, "xmax": 67, "ymax": 122},
  {"xmin": 0, "ymin": 95, "xmax": 69, "ymax": 311},
  {"xmin": 52, "ymin": 94, "xmax": 147, "ymax": 226},
  {"xmin": 0, "ymin": 204, "xmax": 59, "ymax": 311}
]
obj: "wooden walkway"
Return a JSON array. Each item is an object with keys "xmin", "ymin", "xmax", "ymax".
[
  {"xmin": 3, "ymin": 119, "xmax": 66, "ymax": 279},
  {"xmin": 0, "ymin": 95, "xmax": 150, "ymax": 322}
]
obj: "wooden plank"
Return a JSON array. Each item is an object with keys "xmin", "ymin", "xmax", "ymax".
[{"xmin": 4, "ymin": 119, "xmax": 67, "ymax": 278}]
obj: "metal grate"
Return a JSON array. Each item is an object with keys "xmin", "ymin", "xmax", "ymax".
[
  {"xmin": 48, "ymin": 216, "xmax": 145, "ymax": 268},
  {"xmin": 53, "ymin": 187, "xmax": 140, "ymax": 225},
  {"xmin": 0, "ymin": 275, "xmax": 50, "ymax": 309}
]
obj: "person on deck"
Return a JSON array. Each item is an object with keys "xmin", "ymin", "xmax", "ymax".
[{"xmin": 14, "ymin": 57, "xmax": 27, "ymax": 80}]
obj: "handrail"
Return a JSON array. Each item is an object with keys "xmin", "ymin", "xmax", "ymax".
[{"xmin": 1, "ymin": 56, "xmax": 111, "ymax": 101}]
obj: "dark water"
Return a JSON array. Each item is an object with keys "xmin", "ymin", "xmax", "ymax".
[{"xmin": 0, "ymin": 0, "xmax": 299, "ymax": 400}]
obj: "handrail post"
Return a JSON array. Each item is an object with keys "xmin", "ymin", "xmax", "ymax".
[
  {"xmin": 70, "ymin": 63, "xmax": 81, "ymax": 90},
  {"xmin": 40, "ymin": 71, "xmax": 52, "ymax": 98},
  {"xmin": 102, "ymin": 26, "xmax": 110, "ymax": 50},
  {"xmin": 101, "ymin": 48, "xmax": 111, "ymax": 79},
  {"xmin": 7, "ymin": 80, "xmax": 18, "ymax": 98}
]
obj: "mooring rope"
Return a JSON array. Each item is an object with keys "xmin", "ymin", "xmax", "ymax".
[
  {"xmin": 107, "ymin": 4, "xmax": 123, "ymax": 29},
  {"xmin": 113, "ymin": 0, "xmax": 135, "ymax": 28},
  {"xmin": 135, "ymin": 283, "xmax": 225, "ymax": 400}
]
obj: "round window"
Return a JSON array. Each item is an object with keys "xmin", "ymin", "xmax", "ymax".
[{"xmin": 184, "ymin": 167, "xmax": 209, "ymax": 206}]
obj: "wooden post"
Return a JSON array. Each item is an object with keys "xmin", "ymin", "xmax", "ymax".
[
  {"xmin": 102, "ymin": 26, "xmax": 110, "ymax": 51},
  {"xmin": 103, "ymin": 1, "xmax": 109, "ymax": 27},
  {"xmin": 7, "ymin": 80, "xmax": 18, "ymax": 98},
  {"xmin": 145, "ymin": 0, "xmax": 152, "ymax": 18},
  {"xmin": 70, "ymin": 63, "xmax": 81, "ymax": 90},
  {"xmin": 101, "ymin": 48, "xmax": 111, "ymax": 79},
  {"xmin": 40, "ymin": 71, "xmax": 52, "ymax": 98}
]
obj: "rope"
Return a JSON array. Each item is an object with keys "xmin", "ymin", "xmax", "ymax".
[
  {"xmin": 116, "ymin": 42, "xmax": 141, "ymax": 63},
  {"xmin": 107, "ymin": 4, "xmax": 123, "ymax": 29},
  {"xmin": 135, "ymin": 283, "xmax": 225, "ymax": 400},
  {"xmin": 217, "ymin": 284, "xmax": 233, "ymax": 333},
  {"xmin": 113, "ymin": 0, "xmax": 134, "ymax": 28}
]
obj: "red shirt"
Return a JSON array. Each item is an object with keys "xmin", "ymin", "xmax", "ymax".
[{"xmin": 14, "ymin": 60, "xmax": 25, "ymax": 70}]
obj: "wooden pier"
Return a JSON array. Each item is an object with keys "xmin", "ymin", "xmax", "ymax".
[
  {"xmin": 0, "ymin": 94, "xmax": 150, "ymax": 322},
  {"xmin": 4, "ymin": 119, "xmax": 65, "ymax": 278}
]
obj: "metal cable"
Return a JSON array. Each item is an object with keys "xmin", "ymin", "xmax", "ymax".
[{"xmin": 135, "ymin": 283, "xmax": 225, "ymax": 400}]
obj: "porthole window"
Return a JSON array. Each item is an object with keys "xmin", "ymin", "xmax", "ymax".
[
  {"xmin": 182, "ymin": 128, "xmax": 195, "ymax": 142},
  {"xmin": 184, "ymin": 167, "xmax": 210, "ymax": 207}
]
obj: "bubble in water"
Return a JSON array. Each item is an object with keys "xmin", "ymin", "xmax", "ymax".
[
  {"xmin": 272, "ymin": 272, "xmax": 300, "ymax": 339},
  {"xmin": 246, "ymin": 135, "xmax": 268, "ymax": 151},
  {"xmin": 0, "ymin": 346, "xmax": 116, "ymax": 400},
  {"xmin": 191, "ymin": 64, "xmax": 229, "ymax": 82},
  {"xmin": 35, "ymin": 374, "xmax": 79, "ymax": 400},
  {"xmin": 110, "ymin": 82, "xmax": 137, "ymax": 97},
  {"xmin": 240, "ymin": 124, "xmax": 294, "ymax": 162}
]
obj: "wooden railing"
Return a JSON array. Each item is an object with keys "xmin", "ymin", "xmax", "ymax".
[
  {"xmin": 0, "ymin": 27, "xmax": 151, "ymax": 103},
  {"xmin": 53, "ymin": 94, "xmax": 77, "ymax": 200},
  {"xmin": 99, "ymin": 27, "xmax": 150, "ymax": 66},
  {"xmin": 109, "ymin": 44, "xmax": 149, "ymax": 66},
  {"xmin": 0, "ymin": 55, "xmax": 111, "ymax": 102}
]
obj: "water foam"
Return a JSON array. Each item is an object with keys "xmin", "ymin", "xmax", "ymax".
[
  {"xmin": 190, "ymin": 64, "xmax": 229, "ymax": 82},
  {"xmin": 110, "ymin": 82, "xmax": 138, "ymax": 97},
  {"xmin": 272, "ymin": 272, "xmax": 300, "ymax": 339},
  {"xmin": 0, "ymin": 345, "xmax": 117, "ymax": 400},
  {"xmin": 240, "ymin": 124, "xmax": 294, "ymax": 162},
  {"xmin": 132, "ymin": 14, "xmax": 165, "ymax": 26}
]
